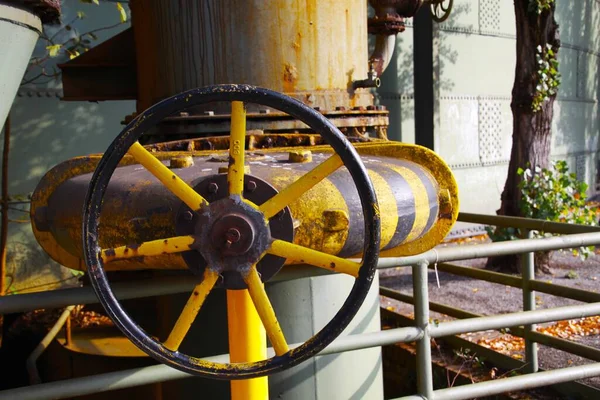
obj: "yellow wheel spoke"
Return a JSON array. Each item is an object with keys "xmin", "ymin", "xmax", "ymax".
[
  {"xmin": 128, "ymin": 141, "xmax": 208, "ymax": 210},
  {"xmin": 259, "ymin": 154, "xmax": 343, "ymax": 219},
  {"xmin": 228, "ymin": 101, "xmax": 246, "ymax": 196},
  {"xmin": 100, "ymin": 235, "xmax": 195, "ymax": 263},
  {"xmin": 243, "ymin": 266, "xmax": 289, "ymax": 356},
  {"xmin": 268, "ymin": 239, "xmax": 361, "ymax": 278},
  {"xmin": 164, "ymin": 269, "xmax": 220, "ymax": 351}
]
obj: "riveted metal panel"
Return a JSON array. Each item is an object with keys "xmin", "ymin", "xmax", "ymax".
[
  {"xmin": 555, "ymin": 0, "xmax": 600, "ymax": 53},
  {"xmin": 479, "ymin": 0, "xmax": 500, "ymax": 33},
  {"xmin": 436, "ymin": 98, "xmax": 479, "ymax": 166},
  {"xmin": 552, "ymin": 101, "xmax": 599, "ymax": 156},
  {"xmin": 556, "ymin": 47, "xmax": 580, "ymax": 99},
  {"xmin": 478, "ymin": 100, "xmax": 503, "ymax": 163},
  {"xmin": 437, "ymin": 31, "xmax": 515, "ymax": 97}
]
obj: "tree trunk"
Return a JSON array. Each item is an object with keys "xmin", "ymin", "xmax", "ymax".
[{"xmin": 487, "ymin": 0, "xmax": 560, "ymax": 274}]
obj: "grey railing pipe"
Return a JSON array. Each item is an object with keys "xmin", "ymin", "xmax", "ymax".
[
  {"xmin": 433, "ymin": 262, "xmax": 600, "ymax": 303},
  {"xmin": 458, "ymin": 212, "xmax": 600, "ymax": 234},
  {"xmin": 430, "ymin": 302, "xmax": 600, "ymax": 338},
  {"xmin": 427, "ymin": 362, "xmax": 600, "ymax": 400},
  {"xmin": 4, "ymin": 231, "xmax": 600, "ymax": 316},
  {"xmin": 0, "ymin": 326, "xmax": 423, "ymax": 400},
  {"xmin": 375, "ymin": 231, "xmax": 600, "ymax": 268},
  {"xmin": 26, "ymin": 306, "xmax": 75, "ymax": 384},
  {"xmin": 381, "ymin": 286, "xmax": 600, "ymax": 363}
]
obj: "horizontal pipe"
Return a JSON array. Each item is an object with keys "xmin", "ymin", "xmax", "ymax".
[
  {"xmin": 26, "ymin": 306, "xmax": 75, "ymax": 384},
  {"xmin": 0, "ymin": 326, "xmax": 423, "ymax": 399},
  {"xmin": 433, "ymin": 263, "xmax": 522, "ymax": 287},
  {"xmin": 430, "ymin": 302, "xmax": 600, "ymax": 338},
  {"xmin": 427, "ymin": 362, "xmax": 600, "ymax": 400},
  {"xmin": 3, "ymin": 233, "xmax": 600, "ymax": 316},
  {"xmin": 436, "ymin": 263, "xmax": 600, "ymax": 303},
  {"xmin": 381, "ymin": 287, "xmax": 600, "ymax": 362},
  {"xmin": 0, "ymin": 266, "xmax": 331, "ymax": 315},
  {"xmin": 376, "ymin": 231, "xmax": 600, "ymax": 269},
  {"xmin": 458, "ymin": 212, "xmax": 600, "ymax": 235}
]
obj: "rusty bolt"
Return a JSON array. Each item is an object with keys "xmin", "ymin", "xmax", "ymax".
[
  {"xmin": 246, "ymin": 180, "xmax": 257, "ymax": 192},
  {"xmin": 288, "ymin": 150, "xmax": 312, "ymax": 163},
  {"xmin": 208, "ymin": 182, "xmax": 219, "ymax": 194},
  {"xmin": 335, "ymin": 106, "xmax": 346, "ymax": 111},
  {"xmin": 225, "ymin": 228, "xmax": 242, "ymax": 248},
  {"xmin": 183, "ymin": 211, "xmax": 194, "ymax": 221},
  {"xmin": 352, "ymin": 106, "xmax": 365, "ymax": 111},
  {"xmin": 367, "ymin": 105, "xmax": 376, "ymax": 110}
]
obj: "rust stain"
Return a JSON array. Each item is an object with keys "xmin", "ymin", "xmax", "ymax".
[{"xmin": 283, "ymin": 63, "xmax": 298, "ymax": 92}]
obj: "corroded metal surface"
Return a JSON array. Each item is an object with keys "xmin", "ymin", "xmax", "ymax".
[
  {"xmin": 131, "ymin": 0, "xmax": 371, "ymax": 112},
  {"xmin": 31, "ymin": 142, "xmax": 457, "ymax": 272}
]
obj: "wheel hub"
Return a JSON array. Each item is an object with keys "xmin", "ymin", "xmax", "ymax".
[
  {"xmin": 193, "ymin": 197, "xmax": 271, "ymax": 273},
  {"xmin": 176, "ymin": 174, "xmax": 294, "ymax": 289}
]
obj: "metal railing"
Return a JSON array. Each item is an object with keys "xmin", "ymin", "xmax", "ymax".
[{"xmin": 1, "ymin": 213, "xmax": 600, "ymax": 399}]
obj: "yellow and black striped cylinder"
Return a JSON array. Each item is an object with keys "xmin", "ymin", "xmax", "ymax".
[{"xmin": 30, "ymin": 142, "xmax": 458, "ymax": 271}]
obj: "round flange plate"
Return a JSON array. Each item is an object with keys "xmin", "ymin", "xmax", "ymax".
[{"xmin": 175, "ymin": 174, "xmax": 293, "ymax": 289}]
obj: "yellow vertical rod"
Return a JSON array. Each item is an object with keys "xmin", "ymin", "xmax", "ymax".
[
  {"xmin": 227, "ymin": 289, "xmax": 268, "ymax": 400},
  {"xmin": 228, "ymin": 101, "xmax": 246, "ymax": 196}
]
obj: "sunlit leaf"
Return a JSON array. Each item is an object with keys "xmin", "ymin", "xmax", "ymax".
[
  {"xmin": 117, "ymin": 2, "xmax": 127, "ymax": 23},
  {"xmin": 46, "ymin": 44, "xmax": 62, "ymax": 57},
  {"xmin": 76, "ymin": 11, "xmax": 86, "ymax": 19},
  {"xmin": 80, "ymin": 0, "xmax": 99, "ymax": 4}
]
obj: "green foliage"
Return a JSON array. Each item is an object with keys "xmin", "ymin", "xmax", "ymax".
[
  {"xmin": 565, "ymin": 270, "xmax": 579, "ymax": 280},
  {"xmin": 528, "ymin": 0, "xmax": 555, "ymax": 15},
  {"xmin": 487, "ymin": 161, "xmax": 598, "ymax": 259},
  {"xmin": 532, "ymin": 43, "xmax": 561, "ymax": 112}
]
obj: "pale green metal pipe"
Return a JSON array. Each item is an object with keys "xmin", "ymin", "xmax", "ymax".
[
  {"xmin": 521, "ymin": 229, "xmax": 538, "ymax": 373},
  {"xmin": 381, "ymin": 286, "xmax": 600, "ymax": 363},
  {"xmin": 434, "ymin": 262, "xmax": 600, "ymax": 304},
  {"xmin": 0, "ymin": 326, "xmax": 423, "ymax": 400},
  {"xmin": 458, "ymin": 212, "xmax": 600, "ymax": 234},
  {"xmin": 430, "ymin": 302, "xmax": 600, "ymax": 338},
  {"xmin": 26, "ymin": 306, "xmax": 75, "ymax": 384},
  {"xmin": 376, "ymin": 231, "xmax": 600, "ymax": 269},
  {"xmin": 413, "ymin": 261, "xmax": 434, "ymax": 399},
  {"xmin": 427, "ymin": 362, "xmax": 600, "ymax": 400}
]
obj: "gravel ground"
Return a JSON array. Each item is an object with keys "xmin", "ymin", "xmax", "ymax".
[{"xmin": 379, "ymin": 237, "xmax": 600, "ymax": 393}]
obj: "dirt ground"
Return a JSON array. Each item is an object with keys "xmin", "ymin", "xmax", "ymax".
[{"xmin": 379, "ymin": 236, "xmax": 600, "ymax": 393}]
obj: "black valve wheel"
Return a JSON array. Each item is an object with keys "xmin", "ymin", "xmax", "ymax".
[{"xmin": 82, "ymin": 84, "xmax": 381, "ymax": 379}]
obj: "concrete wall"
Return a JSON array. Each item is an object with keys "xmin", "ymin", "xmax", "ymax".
[
  {"xmin": 378, "ymin": 0, "xmax": 600, "ymax": 234},
  {"xmin": 1, "ymin": 0, "xmax": 134, "ymax": 294}
]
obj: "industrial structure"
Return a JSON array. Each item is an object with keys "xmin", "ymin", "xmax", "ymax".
[{"xmin": 1, "ymin": 0, "xmax": 600, "ymax": 400}]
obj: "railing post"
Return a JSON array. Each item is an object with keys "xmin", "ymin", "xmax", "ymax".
[
  {"xmin": 522, "ymin": 229, "xmax": 538, "ymax": 373},
  {"xmin": 413, "ymin": 261, "xmax": 434, "ymax": 398}
]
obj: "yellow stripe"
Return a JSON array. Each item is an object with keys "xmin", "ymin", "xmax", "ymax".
[
  {"xmin": 128, "ymin": 142, "xmax": 208, "ymax": 211},
  {"xmin": 388, "ymin": 165, "xmax": 430, "ymax": 242},
  {"xmin": 164, "ymin": 268, "xmax": 219, "ymax": 351},
  {"xmin": 367, "ymin": 170, "xmax": 397, "ymax": 249},
  {"xmin": 228, "ymin": 101, "xmax": 246, "ymax": 196}
]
